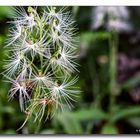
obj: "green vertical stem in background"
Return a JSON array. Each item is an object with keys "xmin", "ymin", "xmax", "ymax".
[
  {"xmin": 88, "ymin": 55, "xmax": 101, "ymax": 108},
  {"xmin": 109, "ymin": 30, "xmax": 119, "ymax": 112},
  {"xmin": 72, "ymin": 6, "xmax": 79, "ymax": 19}
]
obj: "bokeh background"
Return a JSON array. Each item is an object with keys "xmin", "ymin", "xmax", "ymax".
[{"xmin": 1, "ymin": 6, "xmax": 140, "ymax": 134}]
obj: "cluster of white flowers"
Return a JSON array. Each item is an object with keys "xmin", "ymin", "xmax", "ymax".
[
  {"xmin": 91, "ymin": 6, "xmax": 132, "ymax": 32},
  {"xmin": 3, "ymin": 6, "xmax": 79, "ymax": 122}
]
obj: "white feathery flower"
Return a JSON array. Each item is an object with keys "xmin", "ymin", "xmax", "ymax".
[
  {"xmin": 19, "ymin": 62, "xmax": 32, "ymax": 80},
  {"xmin": 31, "ymin": 72, "xmax": 53, "ymax": 88},
  {"xmin": 13, "ymin": 34, "xmax": 50, "ymax": 59},
  {"xmin": 6, "ymin": 24, "xmax": 22, "ymax": 47},
  {"xmin": 51, "ymin": 47, "xmax": 79, "ymax": 73},
  {"xmin": 50, "ymin": 29, "xmax": 77, "ymax": 48},
  {"xmin": 107, "ymin": 18, "xmax": 132, "ymax": 32},
  {"xmin": 91, "ymin": 6, "xmax": 132, "ymax": 32},
  {"xmin": 48, "ymin": 76, "xmax": 79, "ymax": 109},
  {"xmin": 10, "ymin": 7, "xmax": 36, "ymax": 28},
  {"xmin": 43, "ymin": 7, "xmax": 58, "ymax": 23},
  {"xmin": 54, "ymin": 27, "xmax": 77, "ymax": 51},
  {"xmin": 3, "ymin": 51, "xmax": 26, "ymax": 77},
  {"xmin": 45, "ymin": 7, "xmax": 77, "ymax": 48},
  {"xmin": 4, "ymin": 75, "xmax": 30, "ymax": 111},
  {"xmin": 42, "ymin": 7, "xmax": 66, "ymax": 24},
  {"xmin": 22, "ymin": 40, "xmax": 45, "ymax": 58},
  {"xmin": 10, "ymin": 7, "xmax": 29, "ymax": 19},
  {"xmin": 25, "ymin": 14, "xmax": 36, "ymax": 28}
]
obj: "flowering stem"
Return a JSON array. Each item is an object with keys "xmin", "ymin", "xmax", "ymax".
[
  {"xmin": 109, "ymin": 31, "xmax": 119, "ymax": 112},
  {"xmin": 4, "ymin": 6, "xmax": 80, "ymax": 132}
]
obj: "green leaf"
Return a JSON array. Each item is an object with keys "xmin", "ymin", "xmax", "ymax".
[
  {"xmin": 3, "ymin": 129, "xmax": 16, "ymax": 134},
  {"xmin": 121, "ymin": 74, "xmax": 140, "ymax": 90},
  {"xmin": 101, "ymin": 123, "xmax": 118, "ymax": 134},
  {"xmin": 56, "ymin": 113, "xmax": 83, "ymax": 134},
  {"xmin": 127, "ymin": 117, "xmax": 140, "ymax": 128},
  {"xmin": 109, "ymin": 106, "xmax": 140, "ymax": 123},
  {"xmin": 0, "ymin": 7, "xmax": 13, "ymax": 20},
  {"xmin": 80, "ymin": 32, "xmax": 111, "ymax": 45},
  {"xmin": 71, "ymin": 108, "xmax": 108, "ymax": 121},
  {"xmin": 54, "ymin": 108, "xmax": 107, "ymax": 134},
  {"xmin": 0, "ymin": 106, "xmax": 15, "ymax": 114}
]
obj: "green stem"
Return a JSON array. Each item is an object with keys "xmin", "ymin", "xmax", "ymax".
[
  {"xmin": 35, "ymin": 13, "xmax": 44, "ymax": 73},
  {"xmin": 72, "ymin": 6, "xmax": 79, "ymax": 19},
  {"xmin": 109, "ymin": 31, "xmax": 118, "ymax": 112},
  {"xmin": 34, "ymin": 121, "xmax": 42, "ymax": 134},
  {"xmin": 88, "ymin": 56, "xmax": 100, "ymax": 108},
  {"xmin": 39, "ymin": 22, "xmax": 43, "ymax": 73}
]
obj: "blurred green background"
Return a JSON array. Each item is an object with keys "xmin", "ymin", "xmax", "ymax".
[{"xmin": 1, "ymin": 6, "xmax": 140, "ymax": 134}]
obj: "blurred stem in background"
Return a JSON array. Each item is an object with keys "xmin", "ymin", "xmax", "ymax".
[
  {"xmin": 88, "ymin": 55, "xmax": 100, "ymax": 108},
  {"xmin": 109, "ymin": 31, "xmax": 119, "ymax": 113},
  {"xmin": 72, "ymin": 6, "xmax": 79, "ymax": 19}
]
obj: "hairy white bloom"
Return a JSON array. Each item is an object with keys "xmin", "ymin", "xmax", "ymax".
[
  {"xmin": 51, "ymin": 47, "xmax": 79, "ymax": 73},
  {"xmin": 3, "ymin": 6, "xmax": 80, "ymax": 126},
  {"xmin": 6, "ymin": 24, "xmax": 22, "ymax": 47},
  {"xmin": 91, "ymin": 6, "xmax": 132, "ymax": 32},
  {"xmin": 9, "ymin": 7, "xmax": 36, "ymax": 28},
  {"xmin": 42, "ymin": 7, "xmax": 67, "ymax": 24},
  {"xmin": 44, "ymin": 7, "xmax": 78, "ymax": 48},
  {"xmin": 31, "ymin": 72, "xmax": 54, "ymax": 88},
  {"xmin": 48, "ymin": 76, "xmax": 79, "ymax": 109},
  {"xmin": 4, "ymin": 75, "xmax": 30, "ymax": 111},
  {"xmin": 107, "ymin": 19, "xmax": 132, "ymax": 32},
  {"xmin": 22, "ymin": 40, "xmax": 46, "ymax": 58},
  {"xmin": 3, "ymin": 51, "xmax": 26, "ymax": 77}
]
